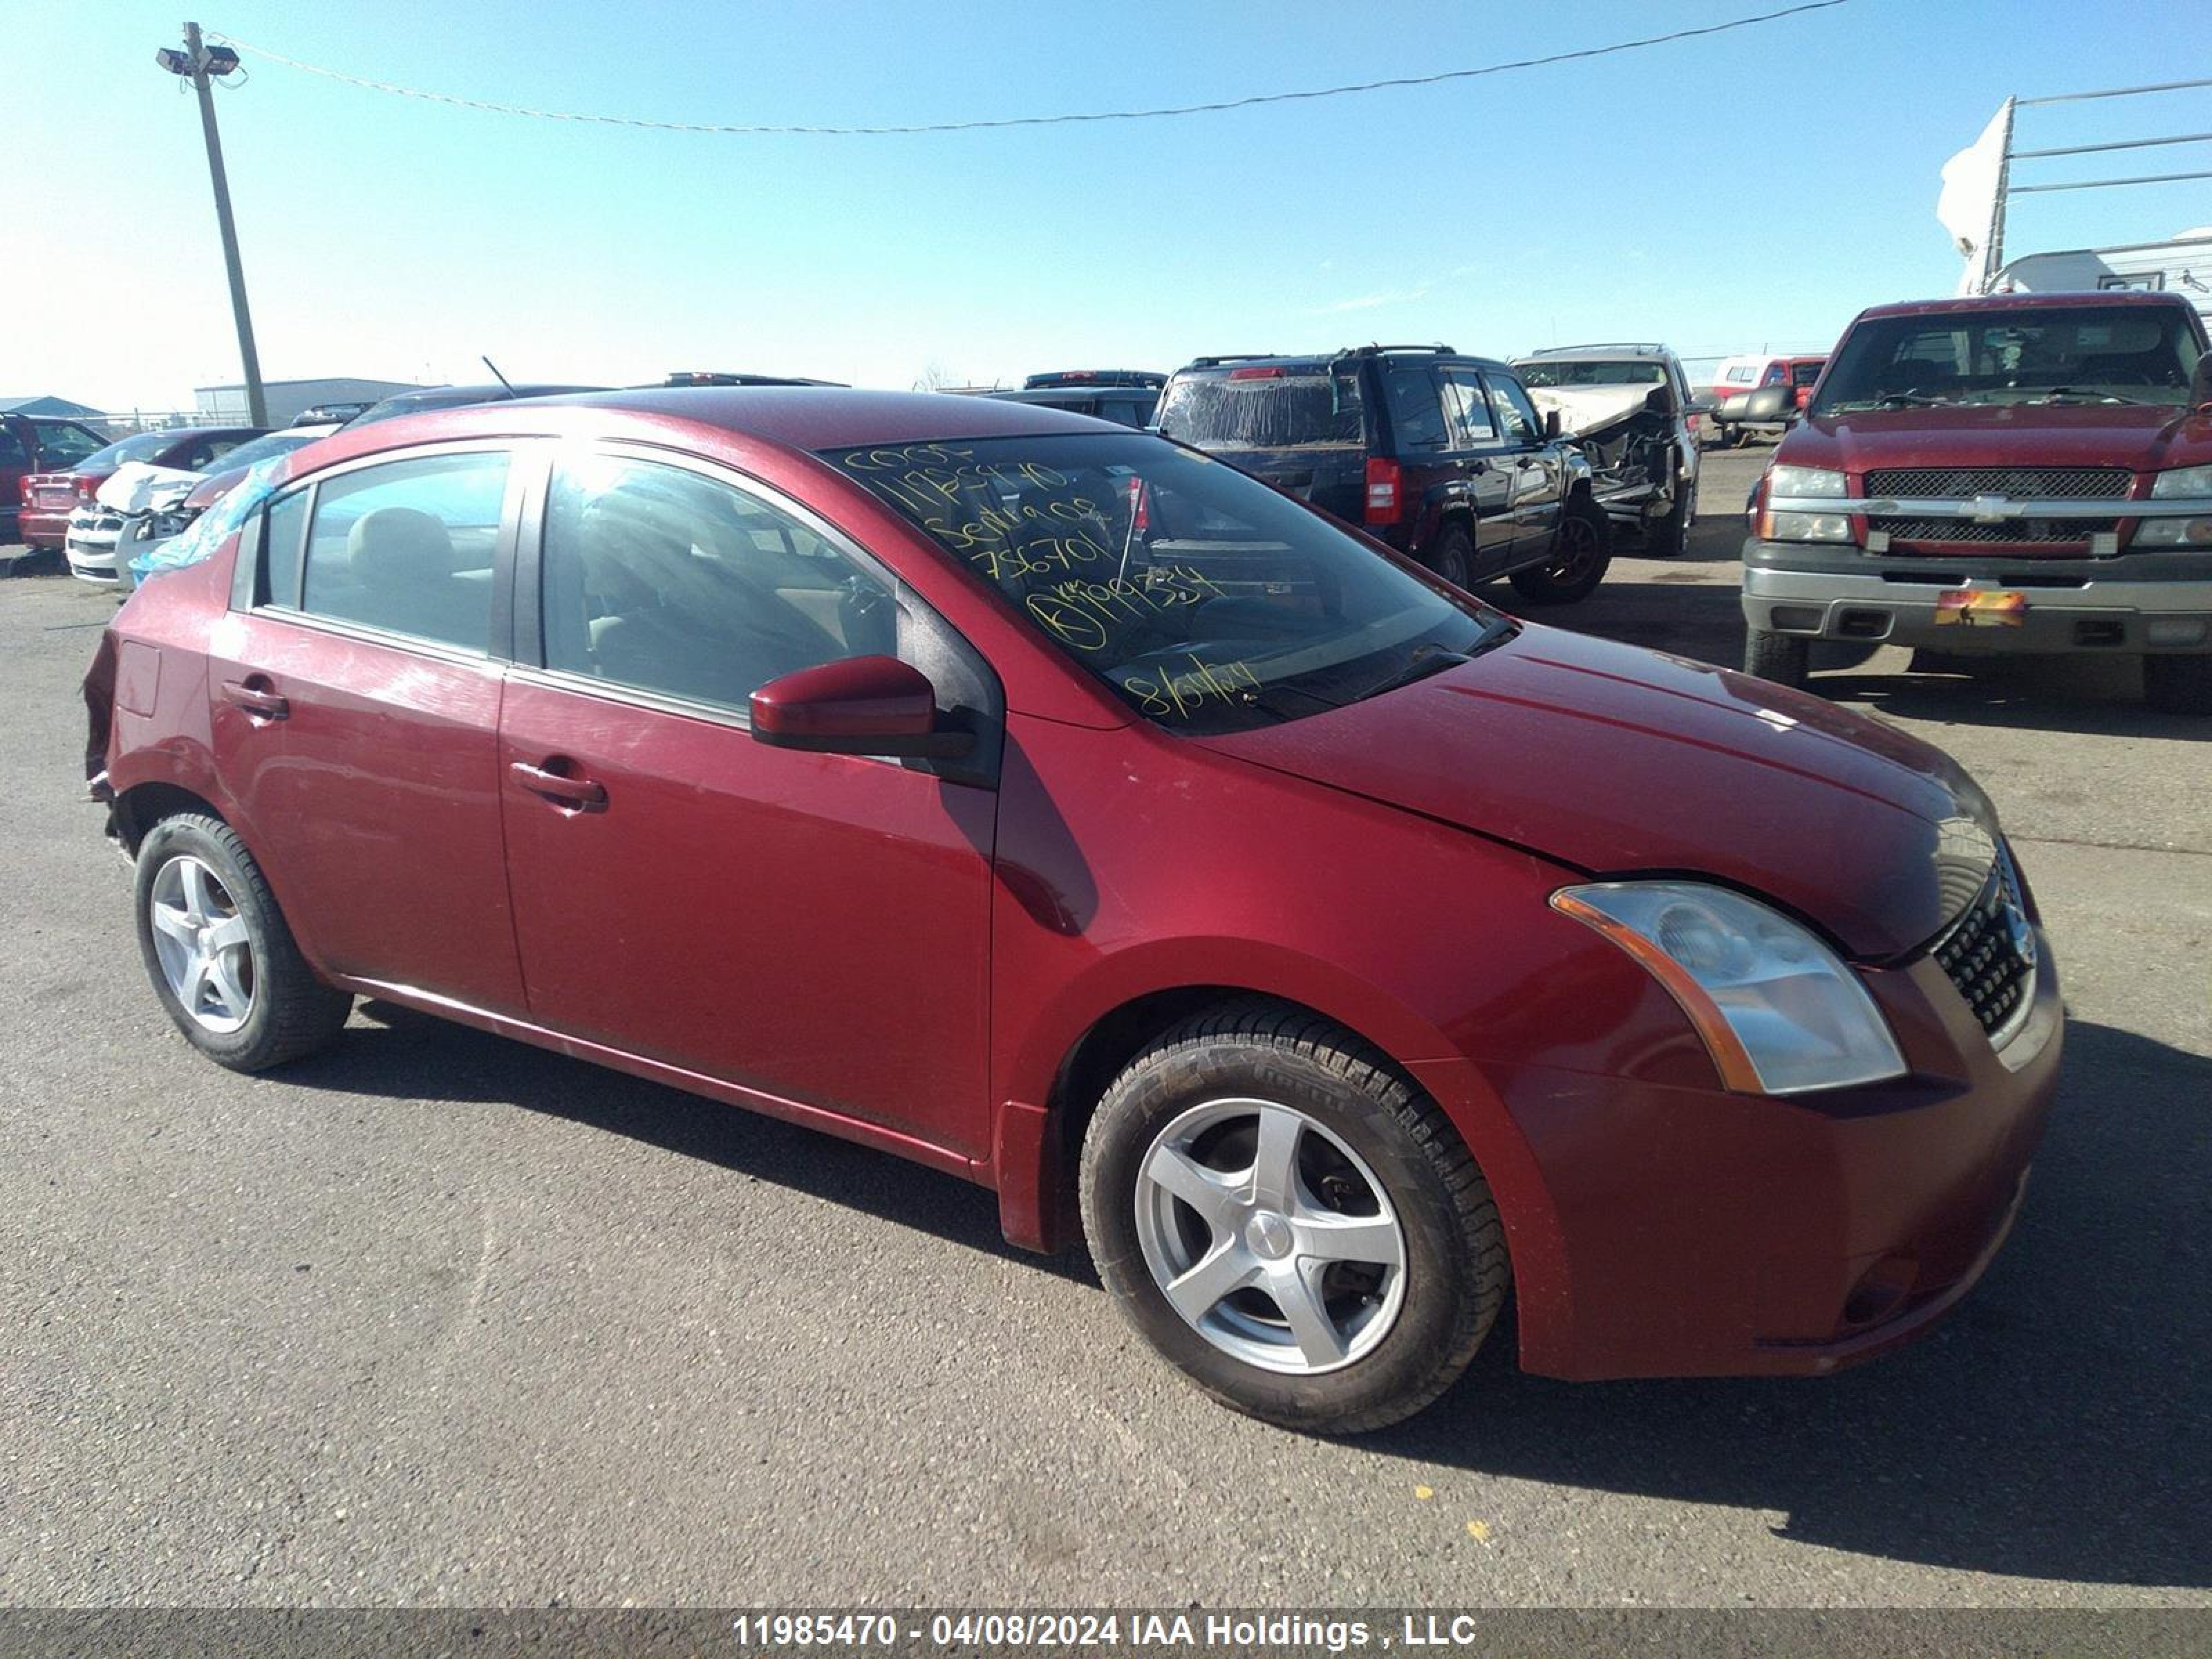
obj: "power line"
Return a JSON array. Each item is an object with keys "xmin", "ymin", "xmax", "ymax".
[{"xmin": 212, "ymin": 3, "xmax": 1853, "ymax": 138}]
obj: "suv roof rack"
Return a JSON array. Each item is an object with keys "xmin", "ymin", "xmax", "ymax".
[
  {"xmin": 1187, "ymin": 354, "xmax": 1282, "ymax": 367},
  {"xmin": 1350, "ymin": 343, "xmax": 1457, "ymax": 355},
  {"xmin": 1531, "ymin": 342, "xmax": 1671, "ymax": 355}
]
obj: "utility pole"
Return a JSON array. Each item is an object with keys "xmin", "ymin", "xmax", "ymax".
[{"xmin": 159, "ymin": 23, "xmax": 265, "ymax": 425}]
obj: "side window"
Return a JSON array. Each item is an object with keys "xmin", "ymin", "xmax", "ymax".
[
  {"xmin": 1380, "ymin": 366, "xmax": 1448, "ymax": 451},
  {"xmin": 32, "ymin": 423, "xmax": 103, "ymax": 468},
  {"xmin": 185, "ymin": 435, "xmax": 245, "ymax": 470},
  {"xmin": 296, "ymin": 451, "xmax": 508, "ymax": 651},
  {"xmin": 0, "ymin": 424, "xmax": 25, "ymax": 468},
  {"xmin": 1441, "ymin": 368, "xmax": 1499, "ymax": 449},
  {"xmin": 540, "ymin": 453, "xmax": 899, "ymax": 714},
  {"xmin": 263, "ymin": 487, "xmax": 310, "ymax": 608},
  {"xmin": 1483, "ymin": 373, "xmax": 1541, "ymax": 446}
]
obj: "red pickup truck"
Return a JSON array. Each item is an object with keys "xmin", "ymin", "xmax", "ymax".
[{"xmin": 1741, "ymin": 291, "xmax": 2212, "ymax": 713}]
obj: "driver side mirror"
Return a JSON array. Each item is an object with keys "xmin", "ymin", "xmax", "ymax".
[
  {"xmin": 750, "ymin": 655, "xmax": 973, "ymax": 759},
  {"xmin": 1643, "ymin": 386, "xmax": 1672, "ymax": 415},
  {"xmin": 2191, "ymin": 355, "xmax": 2212, "ymax": 412},
  {"xmin": 1542, "ymin": 407, "xmax": 1562, "ymax": 441}
]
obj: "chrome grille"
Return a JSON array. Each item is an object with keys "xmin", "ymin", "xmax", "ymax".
[
  {"xmin": 1865, "ymin": 467, "xmax": 2132, "ymax": 500},
  {"xmin": 1870, "ymin": 516, "xmax": 2117, "ymax": 545},
  {"xmin": 1933, "ymin": 848, "xmax": 2035, "ymax": 1042}
]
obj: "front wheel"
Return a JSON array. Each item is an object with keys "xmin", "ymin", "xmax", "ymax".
[
  {"xmin": 1508, "ymin": 498, "xmax": 1611, "ymax": 606},
  {"xmin": 2144, "ymin": 654, "xmax": 2212, "ymax": 715},
  {"xmin": 134, "ymin": 814, "xmax": 351, "ymax": 1071},
  {"xmin": 1644, "ymin": 486, "xmax": 1691, "ymax": 559},
  {"xmin": 1743, "ymin": 627, "xmax": 1810, "ymax": 688},
  {"xmin": 1080, "ymin": 1000, "xmax": 1507, "ymax": 1434}
]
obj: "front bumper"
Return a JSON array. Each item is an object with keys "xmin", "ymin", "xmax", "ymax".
[
  {"xmin": 65, "ymin": 514, "xmax": 122, "ymax": 581},
  {"xmin": 1416, "ymin": 925, "xmax": 2063, "ymax": 1381},
  {"xmin": 1742, "ymin": 537, "xmax": 2212, "ymax": 655}
]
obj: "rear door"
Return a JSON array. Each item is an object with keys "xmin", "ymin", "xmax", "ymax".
[
  {"xmin": 496, "ymin": 445, "xmax": 999, "ymax": 1159},
  {"xmin": 1437, "ymin": 365, "xmax": 1517, "ymax": 574},
  {"xmin": 211, "ymin": 444, "xmax": 527, "ymax": 1013}
]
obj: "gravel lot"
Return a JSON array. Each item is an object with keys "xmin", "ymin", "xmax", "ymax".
[{"xmin": 3, "ymin": 447, "xmax": 2207, "ymax": 1609}]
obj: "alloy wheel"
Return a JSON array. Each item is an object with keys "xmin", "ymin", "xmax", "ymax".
[
  {"xmin": 1132, "ymin": 1097, "xmax": 1407, "ymax": 1375},
  {"xmin": 147, "ymin": 854, "xmax": 256, "ymax": 1035},
  {"xmin": 1546, "ymin": 516, "xmax": 1601, "ymax": 586}
]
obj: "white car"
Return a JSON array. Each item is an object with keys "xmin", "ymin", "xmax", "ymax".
[{"xmin": 64, "ymin": 424, "xmax": 340, "ymax": 585}]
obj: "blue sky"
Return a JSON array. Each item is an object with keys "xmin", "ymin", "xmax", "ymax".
[{"xmin": 15, "ymin": 0, "xmax": 2212, "ymax": 411}]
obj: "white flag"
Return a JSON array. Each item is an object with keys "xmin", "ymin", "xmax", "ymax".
[{"xmin": 1938, "ymin": 100, "xmax": 2015, "ymax": 295}]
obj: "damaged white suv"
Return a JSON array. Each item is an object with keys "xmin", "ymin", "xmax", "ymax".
[{"xmin": 1512, "ymin": 344, "xmax": 1703, "ymax": 557}]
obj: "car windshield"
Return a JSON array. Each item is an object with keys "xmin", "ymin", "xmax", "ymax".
[
  {"xmin": 825, "ymin": 433, "xmax": 1510, "ymax": 735},
  {"xmin": 1515, "ymin": 360, "xmax": 1665, "ymax": 388},
  {"xmin": 1816, "ymin": 306, "xmax": 2203, "ymax": 413},
  {"xmin": 209, "ymin": 429, "xmax": 322, "ymax": 472},
  {"xmin": 1156, "ymin": 366, "xmax": 1366, "ymax": 449},
  {"xmin": 74, "ymin": 431, "xmax": 176, "ymax": 471}
]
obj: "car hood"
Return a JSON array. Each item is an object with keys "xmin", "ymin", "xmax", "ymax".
[
  {"xmin": 1785, "ymin": 402, "xmax": 2212, "ymax": 474},
  {"xmin": 1195, "ymin": 625, "xmax": 1996, "ymax": 959}
]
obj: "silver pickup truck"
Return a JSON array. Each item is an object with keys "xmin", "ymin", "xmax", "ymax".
[{"xmin": 1513, "ymin": 344, "xmax": 1702, "ymax": 558}]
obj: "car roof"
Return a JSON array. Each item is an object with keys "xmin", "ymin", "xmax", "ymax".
[
  {"xmin": 301, "ymin": 386, "xmax": 1116, "ymax": 467},
  {"xmin": 1176, "ymin": 350, "xmax": 1512, "ymax": 374},
  {"xmin": 1854, "ymin": 290, "xmax": 2197, "ymax": 321},
  {"xmin": 1516, "ymin": 343, "xmax": 1678, "ymax": 362}
]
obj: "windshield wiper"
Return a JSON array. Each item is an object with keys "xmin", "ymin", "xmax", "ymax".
[
  {"xmin": 1871, "ymin": 391, "xmax": 1945, "ymax": 407},
  {"xmin": 1353, "ymin": 622, "xmax": 1514, "ymax": 704},
  {"xmin": 2027, "ymin": 386, "xmax": 2154, "ymax": 406}
]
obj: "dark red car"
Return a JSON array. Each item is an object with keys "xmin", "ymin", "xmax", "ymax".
[
  {"xmin": 2, "ymin": 412, "xmax": 107, "ymax": 543},
  {"xmin": 85, "ymin": 389, "xmax": 2061, "ymax": 1431},
  {"xmin": 20, "ymin": 424, "xmax": 265, "ymax": 550}
]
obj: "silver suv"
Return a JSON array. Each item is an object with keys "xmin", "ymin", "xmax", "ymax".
[{"xmin": 1512, "ymin": 344, "xmax": 1703, "ymax": 557}]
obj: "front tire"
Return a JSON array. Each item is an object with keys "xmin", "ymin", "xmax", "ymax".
[
  {"xmin": 1508, "ymin": 497, "xmax": 1611, "ymax": 606},
  {"xmin": 134, "ymin": 814, "xmax": 350, "ymax": 1071},
  {"xmin": 1080, "ymin": 1000, "xmax": 1506, "ymax": 1434},
  {"xmin": 1644, "ymin": 485, "xmax": 1691, "ymax": 559},
  {"xmin": 1744, "ymin": 627, "xmax": 1810, "ymax": 688},
  {"xmin": 2144, "ymin": 654, "xmax": 2212, "ymax": 715}
]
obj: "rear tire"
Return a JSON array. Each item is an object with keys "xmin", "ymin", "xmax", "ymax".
[
  {"xmin": 1425, "ymin": 521, "xmax": 1474, "ymax": 589},
  {"xmin": 1508, "ymin": 497, "xmax": 1611, "ymax": 606},
  {"xmin": 2144, "ymin": 654, "xmax": 2212, "ymax": 715},
  {"xmin": 134, "ymin": 814, "xmax": 351, "ymax": 1071},
  {"xmin": 1744, "ymin": 628, "xmax": 1810, "ymax": 688},
  {"xmin": 1080, "ymin": 999, "xmax": 1506, "ymax": 1434}
]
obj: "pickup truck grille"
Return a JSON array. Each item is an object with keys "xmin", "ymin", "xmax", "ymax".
[
  {"xmin": 1933, "ymin": 850, "xmax": 2034, "ymax": 1042},
  {"xmin": 1869, "ymin": 516, "xmax": 2119, "ymax": 544},
  {"xmin": 1864, "ymin": 467, "xmax": 2133, "ymax": 500}
]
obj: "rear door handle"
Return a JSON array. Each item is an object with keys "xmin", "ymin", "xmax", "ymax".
[
  {"xmin": 219, "ymin": 679, "xmax": 289, "ymax": 721},
  {"xmin": 509, "ymin": 760, "xmax": 608, "ymax": 811}
]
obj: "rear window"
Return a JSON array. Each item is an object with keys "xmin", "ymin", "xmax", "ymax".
[
  {"xmin": 31, "ymin": 422, "xmax": 106, "ymax": 467},
  {"xmin": 1790, "ymin": 360, "xmax": 1824, "ymax": 387},
  {"xmin": 74, "ymin": 431, "xmax": 176, "ymax": 472},
  {"xmin": 1157, "ymin": 366, "xmax": 1366, "ymax": 449}
]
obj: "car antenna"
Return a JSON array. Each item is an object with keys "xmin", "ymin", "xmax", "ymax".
[{"xmin": 480, "ymin": 355, "xmax": 517, "ymax": 395}]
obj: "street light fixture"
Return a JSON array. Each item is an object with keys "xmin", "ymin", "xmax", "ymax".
[{"xmin": 156, "ymin": 23, "xmax": 264, "ymax": 426}]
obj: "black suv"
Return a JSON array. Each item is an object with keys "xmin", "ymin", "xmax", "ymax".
[
  {"xmin": 1155, "ymin": 347, "xmax": 1609, "ymax": 602},
  {"xmin": 984, "ymin": 371, "xmax": 1164, "ymax": 429}
]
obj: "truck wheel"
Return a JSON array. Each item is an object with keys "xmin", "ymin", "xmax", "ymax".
[
  {"xmin": 1744, "ymin": 628, "xmax": 1810, "ymax": 688},
  {"xmin": 1644, "ymin": 488, "xmax": 1691, "ymax": 559},
  {"xmin": 1425, "ymin": 522, "xmax": 1474, "ymax": 589},
  {"xmin": 2144, "ymin": 655, "xmax": 2212, "ymax": 715},
  {"xmin": 1079, "ymin": 999, "xmax": 1507, "ymax": 1434},
  {"xmin": 1508, "ymin": 498, "xmax": 1611, "ymax": 605}
]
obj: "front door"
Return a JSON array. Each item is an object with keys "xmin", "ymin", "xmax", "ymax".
[
  {"xmin": 496, "ymin": 449, "xmax": 998, "ymax": 1159},
  {"xmin": 209, "ymin": 445, "xmax": 527, "ymax": 1013},
  {"xmin": 1483, "ymin": 371, "xmax": 1566, "ymax": 554},
  {"xmin": 1436, "ymin": 366, "xmax": 1517, "ymax": 576}
]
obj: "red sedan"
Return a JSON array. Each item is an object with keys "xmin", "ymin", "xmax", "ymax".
[{"xmin": 84, "ymin": 389, "xmax": 2060, "ymax": 1431}]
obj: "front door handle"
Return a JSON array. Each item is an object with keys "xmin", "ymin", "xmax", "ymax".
[
  {"xmin": 509, "ymin": 760, "xmax": 608, "ymax": 812},
  {"xmin": 219, "ymin": 678, "xmax": 289, "ymax": 721}
]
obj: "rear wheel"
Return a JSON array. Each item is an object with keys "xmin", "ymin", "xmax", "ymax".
[
  {"xmin": 1508, "ymin": 498, "xmax": 1611, "ymax": 606},
  {"xmin": 2144, "ymin": 654, "xmax": 2212, "ymax": 715},
  {"xmin": 1744, "ymin": 627, "xmax": 1810, "ymax": 688},
  {"xmin": 134, "ymin": 814, "xmax": 350, "ymax": 1071},
  {"xmin": 1425, "ymin": 521, "xmax": 1474, "ymax": 589},
  {"xmin": 1080, "ymin": 1000, "xmax": 1506, "ymax": 1434}
]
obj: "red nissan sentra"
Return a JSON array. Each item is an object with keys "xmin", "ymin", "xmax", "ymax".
[{"xmin": 84, "ymin": 389, "xmax": 2061, "ymax": 1432}]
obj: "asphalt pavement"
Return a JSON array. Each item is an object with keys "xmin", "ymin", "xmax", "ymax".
[{"xmin": 2, "ymin": 451, "xmax": 2207, "ymax": 1609}]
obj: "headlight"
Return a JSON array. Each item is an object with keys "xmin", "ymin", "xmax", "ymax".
[
  {"xmin": 1552, "ymin": 881, "xmax": 1907, "ymax": 1096},
  {"xmin": 2141, "ymin": 465, "xmax": 2212, "ymax": 545},
  {"xmin": 2148, "ymin": 463, "xmax": 2212, "ymax": 498},
  {"xmin": 1768, "ymin": 465, "xmax": 1846, "ymax": 500},
  {"xmin": 1760, "ymin": 465, "xmax": 1851, "ymax": 543}
]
